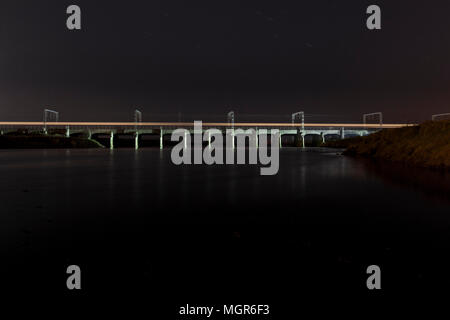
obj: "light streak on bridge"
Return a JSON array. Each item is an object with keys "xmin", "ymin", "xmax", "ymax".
[{"xmin": 0, "ymin": 122, "xmax": 413, "ymax": 128}]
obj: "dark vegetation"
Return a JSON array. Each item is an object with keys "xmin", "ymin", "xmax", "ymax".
[
  {"xmin": 0, "ymin": 132, "xmax": 103, "ymax": 149},
  {"xmin": 326, "ymin": 121, "xmax": 450, "ymax": 168}
]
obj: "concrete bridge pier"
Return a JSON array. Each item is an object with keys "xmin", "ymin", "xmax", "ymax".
[
  {"xmin": 66, "ymin": 126, "xmax": 70, "ymax": 138},
  {"xmin": 160, "ymin": 128, "xmax": 164, "ymax": 150},
  {"xmin": 296, "ymin": 130, "xmax": 305, "ymax": 148},
  {"xmin": 321, "ymin": 132, "xmax": 325, "ymax": 144},
  {"xmin": 135, "ymin": 131, "xmax": 139, "ymax": 150},
  {"xmin": 231, "ymin": 128, "xmax": 235, "ymax": 149},
  {"xmin": 340, "ymin": 127, "xmax": 345, "ymax": 139},
  {"xmin": 110, "ymin": 132, "xmax": 114, "ymax": 149},
  {"xmin": 88, "ymin": 130, "xmax": 92, "ymax": 140}
]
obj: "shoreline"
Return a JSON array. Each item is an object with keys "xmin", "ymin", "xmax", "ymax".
[
  {"xmin": 325, "ymin": 120, "xmax": 450, "ymax": 169},
  {"xmin": 0, "ymin": 134, "xmax": 104, "ymax": 149}
]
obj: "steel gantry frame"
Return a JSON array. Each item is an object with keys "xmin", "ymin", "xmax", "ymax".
[
  {"xmin": 43, "ymin": 108, "xmax": 59, "ymax": 133},
  {"xmin": 363, "ymin": 112, "xmax": 383, "ymax": 128},
  {"xmin": 432, "ymin": 113, "xmax": 450, "ymax": 121}
]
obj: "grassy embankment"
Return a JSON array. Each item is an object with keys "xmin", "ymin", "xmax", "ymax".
[
  {"xmin": 0, "ymin": 133, "xmax": 103, "ymax": 149},
  {"xmin": 325, "ymin": 120, "xmax": 450, "ymax": 169}
]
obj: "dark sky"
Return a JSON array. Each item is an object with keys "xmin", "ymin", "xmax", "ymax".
[{"xmin": 1, "ymin": 0, "xmax": 450, "ymax": 122}]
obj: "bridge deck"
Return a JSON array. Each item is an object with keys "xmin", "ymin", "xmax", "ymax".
[{"xmin": 0, "ymin": 122, "xmax": 413, "ymax": 129}]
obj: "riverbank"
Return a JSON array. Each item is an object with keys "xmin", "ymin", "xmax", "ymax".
[
  {"xmin": 326, "ymin": 121, "xmax": 450, "ymax": 169},
  {"xmin": 0, "ymin": 134, "xmax": 103, "ymax": 149}
]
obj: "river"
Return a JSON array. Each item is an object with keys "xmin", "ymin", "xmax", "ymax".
[{"xmin": 1, "ymin": 148, "xmax": 449, "ymax": 301}]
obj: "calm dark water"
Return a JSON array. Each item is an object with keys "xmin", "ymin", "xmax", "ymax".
[{"xmin": 1, "ymin": 148, "xmax": 449, "ymax": 306}]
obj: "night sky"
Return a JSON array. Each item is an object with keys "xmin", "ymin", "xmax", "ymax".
[{"xmin": 1, "ymin": 0, "xmax": 450, "ymax": 123}]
